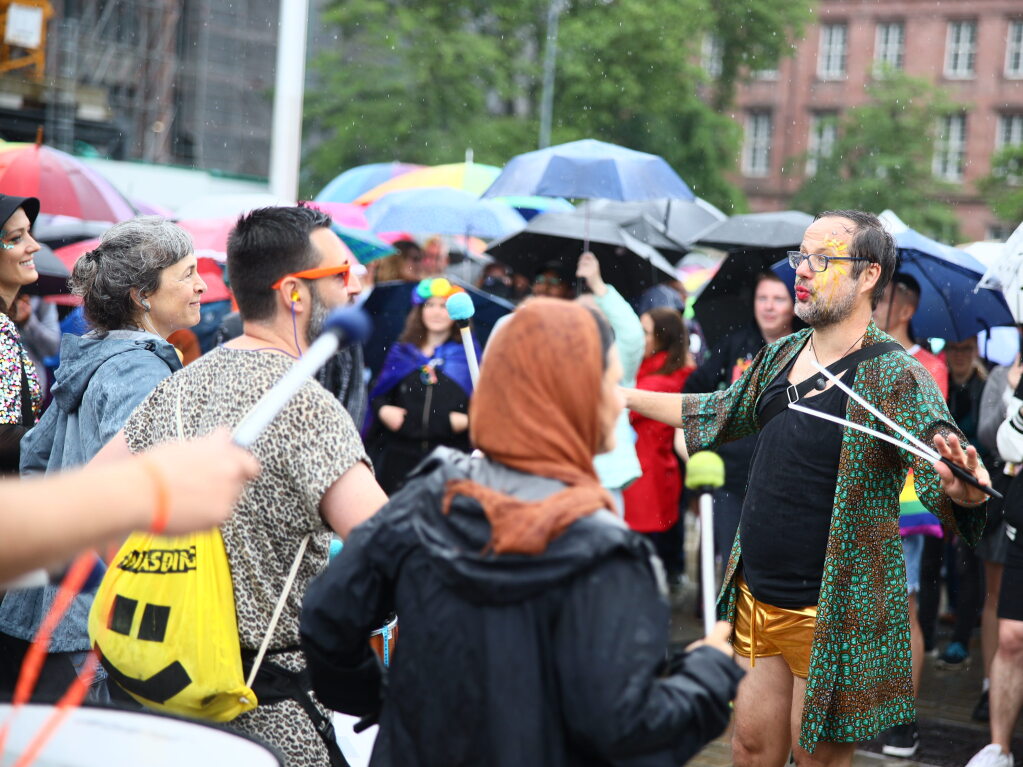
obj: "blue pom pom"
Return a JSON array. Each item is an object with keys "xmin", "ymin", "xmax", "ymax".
[{"xmin": 445, "ymin": 291, "xmax": 475, "ymax": 321}]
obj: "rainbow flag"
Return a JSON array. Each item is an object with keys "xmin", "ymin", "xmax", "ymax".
[{"xmin": 899, "ymin": 469, "xmax": 943, "ymax": 537}]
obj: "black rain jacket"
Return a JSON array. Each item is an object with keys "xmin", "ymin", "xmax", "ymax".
[{"xmin": 300, "ymin": 449, "xmax": 742, "ymax": 767}]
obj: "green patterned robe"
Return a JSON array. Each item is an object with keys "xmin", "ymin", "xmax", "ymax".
[{"xmin": 680, "ymin": 322, "xmax": 985, "ymax": 751}]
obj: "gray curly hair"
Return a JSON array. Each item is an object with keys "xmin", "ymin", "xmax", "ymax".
[{"xmin": 70, "ymin": 217, "xmax": 194, "ymax": 332}]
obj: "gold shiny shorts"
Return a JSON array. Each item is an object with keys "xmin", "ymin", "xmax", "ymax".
[{"xmin": 731, "ymin": 575, "xmax": 817, "ymax": 679}]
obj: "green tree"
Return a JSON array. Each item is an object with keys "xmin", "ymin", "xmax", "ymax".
[
  {"xmin": 978, "ymin": 144, "xmax": 1023, "ymax": 226},
  {"xmin": 304, "ymin": 0, "xmax": 812, "ymax": 211},
  {"xmin": 789, "ymin": 70, "xmax": 961, "ymax": 241}
]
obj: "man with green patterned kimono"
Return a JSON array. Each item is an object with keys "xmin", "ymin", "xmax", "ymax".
[{"xmin": 625, "ymin": 210, "xmax": 991, "ymax": 767}]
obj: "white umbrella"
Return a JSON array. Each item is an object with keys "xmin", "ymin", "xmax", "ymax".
[{"xmin": 978, "ymin": 221, "xmax": 1023, "ymax": 323}]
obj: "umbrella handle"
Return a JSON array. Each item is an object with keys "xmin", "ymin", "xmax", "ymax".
[{"xmin": 699, "ymin": 491, "xmax": 716, "ymax": 635}]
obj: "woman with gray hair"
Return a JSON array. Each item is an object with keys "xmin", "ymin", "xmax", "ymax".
[{"xmin": 0, "ymin": 216, "xmax": 205, "ymax": 703}]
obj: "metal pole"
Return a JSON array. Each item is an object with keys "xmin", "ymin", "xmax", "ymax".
[
  {"xmin": 269, "ymin": 0, "xmax": 310, "ymax": 200},
  {"xmin": 538, "ymin": 0, "xmax": 564, "ymax": 149}
]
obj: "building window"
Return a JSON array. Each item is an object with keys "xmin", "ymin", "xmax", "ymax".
[
  {"xmin": 818, "ymin": 24, "xmax": 848, "ymax": 79},
  {"xmin": 753, "ymin": 67, "xmax": 779, "ymax": 80},
  {"xmin": 997, "ymin": 114, "xmax": 1023, "ymax": 148},
  {"xmin": 987, "ymin": 223, "xmax": 1013, "ymax": 240},
  {"xmin": 743, "ymin": 112, "xmax": 773, "ymax": 177},
  {"xmin": 874, "ymin": 22, "xmax": 905, "ymax": 71},
  {"xmin": 1007, "ymin": 20, "xmax": 1023, "ymax": 78},
  {"xmin": 944, "ymin": 20, "xmax": 977, "ymax": 78},
  {"xmin": 933, "ymin": 113, "xmax": 967, "ymax": 182},
  {"xmin": 702, "ymin": 34, "xmax": 723, "ymax": 78},
  {"xmin": 806, "ymin": 113, "xmax": 839, "ymax": 176}
]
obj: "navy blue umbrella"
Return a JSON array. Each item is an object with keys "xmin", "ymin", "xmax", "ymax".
[
  {"xmin": 771, "ymin": 222, "xmax": 1015, "ymax": 342},
  {"xmin": 358, "ymin": 280, "xmax": 515, "ymax": 376},
  {"xmin": 481, "ymin": 139, "xmax": 693, "ymax": 202}
]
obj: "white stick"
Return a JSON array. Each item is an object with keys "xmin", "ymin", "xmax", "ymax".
[
  {"xmin": 787, "ymin": 402, "xmax": 939, "ymax": 464},
  {"xmin": 699, "ymin": 492, "xmax": 716, "ymax": 636},
  {"xmin": 232, "ymin": 333, "xmax": 339, "ymax": 448},
  {"xmin": 459, "ymin": 325, "xmax": 480, "ymax": 389},
  {"xmin": 809, "ymin": 359, "xmax": 940, "ymax": 461}
]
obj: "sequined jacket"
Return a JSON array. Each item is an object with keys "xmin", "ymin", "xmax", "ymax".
[{"xmin": 680, "ymin": 321, "xmax": 985, "ymax": 751}]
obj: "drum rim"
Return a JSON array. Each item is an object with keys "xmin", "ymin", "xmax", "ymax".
[
  {"xmin": 0, "ymin": 700, "xmax": 285, "ymax": 765},
  {"xmin": 369, "ymin": 616, "xmax": 398, "ymax": 636}
]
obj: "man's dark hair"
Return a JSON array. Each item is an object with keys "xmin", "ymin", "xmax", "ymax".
[
  {"xmin": 891, "ymin": 272, "xmax": 921, "ymax": 310},
  {"xmin": 815, "ymin": 209, "xmax": 897, "ymax": 309},
  {"xmin": 227, "ymin": 205, "xmax": 332, "ymax": 321}
]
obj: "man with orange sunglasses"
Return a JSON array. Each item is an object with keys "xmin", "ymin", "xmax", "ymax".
[{"xmin": 98, "ymin": 205, "xmax": 387, "ymax": 767}]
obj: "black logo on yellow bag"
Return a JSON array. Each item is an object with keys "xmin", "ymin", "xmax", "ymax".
[
  {"xmin": 98, "ymin": 595, "xmax": 192, "ymax": 704},
  {"xmin": 117, "ymin": 546, "xmax": 197, "ymax": 574}
]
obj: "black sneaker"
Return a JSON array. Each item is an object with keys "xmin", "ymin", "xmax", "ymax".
[
  {"xmin": 973, "ymin": 690, "xmax": 990, "ymax": 722},
  {"xmin": 881, "ymin": 722, "xmax": 920, "ymax": 758}
]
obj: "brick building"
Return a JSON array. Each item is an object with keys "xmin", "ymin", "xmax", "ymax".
[{"xmin": 728, "ymin": 0, "xmax": 1023, "ymax": 241}]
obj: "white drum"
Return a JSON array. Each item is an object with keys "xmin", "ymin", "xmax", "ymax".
[{"xmin": 0, "ymin": 703, "xmax": 282, "ymax": 767}]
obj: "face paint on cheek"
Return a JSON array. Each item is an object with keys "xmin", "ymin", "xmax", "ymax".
[{"xmin": 815, "ymin": 260, "xmax": 850, "ymax": 306}]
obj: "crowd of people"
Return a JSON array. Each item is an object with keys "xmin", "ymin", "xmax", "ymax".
[{"xmin": 0, "ymin": 193, "xmax": 1018, "ymax": 767}]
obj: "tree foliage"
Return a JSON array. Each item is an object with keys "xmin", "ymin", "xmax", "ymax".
[
  {"xmin": 978, "ymin": 144, "xmax": 1023, "ymax": 226},
  {"xmin": 789, "ymin": 70, "xmax": 961, "ymax": 241},
  {"xmin": 303, "ymin": 0, "xmax": 812, "ymax": 210}
]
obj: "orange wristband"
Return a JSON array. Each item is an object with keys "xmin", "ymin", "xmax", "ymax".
[{"xmin": 140, "ymin": 457, "xmax": 170, "ymax": 534}]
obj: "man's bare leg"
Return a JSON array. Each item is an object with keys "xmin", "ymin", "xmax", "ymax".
[
  {"xmin": 981, "ymin": 562, "xmax": 1003, "ymax": 680},
  {"xmin": 908, "ymin": 592, "xmax": 923, "ymax": 696},
  {"xmin": 732, "ymin": 654, "xmax": 795, "ymax": 767},
  {"xmin": 791, "ymin": 675, "xmax": 857, "ymax": 767}
]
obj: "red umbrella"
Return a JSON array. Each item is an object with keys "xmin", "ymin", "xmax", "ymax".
[
  {"xmin": 53, "ymin": 238, "xmax": 231, "ymax": 305},
  {"xmin": 0, "ymin": 143, "xmax": 136, "ymax": 223}
]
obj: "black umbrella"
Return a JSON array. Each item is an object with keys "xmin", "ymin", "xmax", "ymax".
[
  {"xmin": 20, "ymin": 244, "xmax": 71, "ymax": 296},
  {"xmin": 695, "ymin": 210, "xmax": 813, "ymax": 250},
  {"xmin": 486, "ymin": 212, "xmax": 677, "ymax": 299},
  {"xmin": 577, "ymin": 197, "xmax": 726, "ymax": 260},
  {"xmin": 692, "ymin": 247, "xmax": 807, "ymax": 349},
  {"xmin": 359, "ymin": 280, "xmax": 514, "ymax": 377}
]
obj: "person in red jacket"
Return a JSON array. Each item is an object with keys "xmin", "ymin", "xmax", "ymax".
[{"xmin": 624, "ymin": 307, "xmax": 695, "ymax": 583}]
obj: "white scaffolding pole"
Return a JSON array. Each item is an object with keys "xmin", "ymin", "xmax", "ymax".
[{"xmin": 268, "ymin": 0, "xmax": 309, "ymax": 200}]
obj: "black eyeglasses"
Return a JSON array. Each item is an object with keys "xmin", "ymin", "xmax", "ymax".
[{"xmin": 786, "ymin": 251, "xmax": 870, "ymax": 273}]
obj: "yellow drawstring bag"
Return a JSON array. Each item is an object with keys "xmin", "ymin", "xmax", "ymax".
[{"xmin": 88, "ymin": 528, "xmax": 257, "ymax": 722}]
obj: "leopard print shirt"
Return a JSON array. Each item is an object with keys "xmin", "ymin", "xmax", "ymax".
[{"xmin": 124, "ymin": 346, "xmax": 370, "ymax": 767}]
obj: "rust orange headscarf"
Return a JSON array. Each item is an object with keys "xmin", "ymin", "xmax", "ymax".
[{"xmin": 442, "ymin": 298, "xmax": 615, "ymax": 555}]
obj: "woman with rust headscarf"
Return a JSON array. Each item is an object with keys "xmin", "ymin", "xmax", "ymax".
[{"xmin": 301, "ymin": 298, "xmax": 741, "ymax": 767}]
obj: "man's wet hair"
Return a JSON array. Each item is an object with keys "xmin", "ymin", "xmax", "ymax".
[{"xmin": 815, "ymin": 209, "xmax": 897, "ymax": 309}]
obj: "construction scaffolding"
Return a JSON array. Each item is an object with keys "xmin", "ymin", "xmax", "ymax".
[{"xmin": 0, "ymin": 0, "xmax": 281, "ymax": 177}]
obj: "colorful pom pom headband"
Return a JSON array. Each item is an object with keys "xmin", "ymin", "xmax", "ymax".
[{"xmin": 412, "ymin": 278, "xmax": 465, "ymax": 305}]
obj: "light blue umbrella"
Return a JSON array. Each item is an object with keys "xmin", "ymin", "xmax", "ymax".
[
  {"xmin": 366, "ymin": 187, "xmax": 526, "ymax": 239},
  {"xmin": 315, "ymin": 162, "xmax": 422, "ymax": 203},
  {"xmin": 481, "ymin": 139, "xmax": 693, "ymax": 202},
  {"xmin": 331, "ymin": 223, "xmax": 396, "ymax": 264}
]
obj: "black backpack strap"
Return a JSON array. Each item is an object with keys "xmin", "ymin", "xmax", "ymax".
[
  {"xmin": 759, "ymin": 341, "xmax": 903, "ymax": 428},
  {"xmin": 242, "ymin": 655, "xmax": 352, "ymax": 767}
]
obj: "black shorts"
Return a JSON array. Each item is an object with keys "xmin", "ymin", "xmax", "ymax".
[{"xmin": 998, "ymin": 527, "xmax": 1023, "ymax": 622}]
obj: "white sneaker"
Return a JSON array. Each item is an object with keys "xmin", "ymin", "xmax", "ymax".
[{"xmin": 965, "ymin": 744, "xmax": 1015, "ymax": 767}]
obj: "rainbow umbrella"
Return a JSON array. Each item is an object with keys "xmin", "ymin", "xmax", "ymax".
[
  {"xmin": 315, "ymin": 162, "xmax": 422, "ymax": 203},
  {"xmin": 355, "ymin": 163, "xmax": 501, "ymax": 204},
  {"xmin": 0, "ymin": 142, "xmax": 136, "ymax": 223}
]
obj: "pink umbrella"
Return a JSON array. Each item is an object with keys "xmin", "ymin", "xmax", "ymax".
[{"xmin": 303, "ymin": 200, "xmax": 370, "ymax": 229}]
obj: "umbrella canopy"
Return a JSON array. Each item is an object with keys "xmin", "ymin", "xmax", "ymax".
[
  {"xmin": 693, "ymin": 247, "xmax": 800, "ymax": 348},
  {"xmin": 53, "ymin": 238, "xmax": 231, "ymax": 305},
  {"xmin": 695, "ymin": 210, "xmax": 814, "ymax": 250},
  {"xmin": 366, "ymin": 187, "xmax": 526, "ymax": 240},
  {"xmin": 173, "ymin": 193, "xmax": 292, "ymax": 220},
  {"xmin": 578, "ymin": 197, "xmax": 726, "ymax": 253},
  {"xmin": 331, "ymin": 223, "xmax": 396, "ymax": 263},
  {"xmin": 485, "ymin": 211, "xmax": 677, "ymax": 298},
  {"xmin": 491, "ymin": 195, "xmax": 574, "ymax": 220},
  {"xmin": 315, "ymin": 162, "xmax": 423, "ymax": 203},
  {"xmin": 18, "ymin": 244, "xmax": 70, "ymax": 296},
  {"xmin": 304, "ymin": 200, "xmax": 370, "ymax": 229},
  {"xmin": 978, "ymin": 220, "xmax": 1023, "ymax": 323},
  {"xmin": 32, "ymin": 214, "xmax": 110, "ymax": 250},
  {"xmin": 770, "ymin": 215, "xmax": 1015, "ymax": 342},
  {"xmin": 0, "ymin": 143, "xmax": 136, "ymax": 223},
  {"xmin": 355, "ymin": 163, "xmax": 501, "ymax": 205},
  {"xmin": 481, "ymin": 139, "xmax": 693, "ymax": 202},
  {"xmin": 359, "ymin": 279, "xmax": 513, "ymax": 376}
]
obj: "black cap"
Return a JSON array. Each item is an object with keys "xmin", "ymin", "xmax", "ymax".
[{"xmin": 0, "ymin": 195, "xmax": 40, "ymax": 231}]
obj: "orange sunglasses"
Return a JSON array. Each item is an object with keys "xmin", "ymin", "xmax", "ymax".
[{"xmin": 271, "ymin": 263, "xmax": 350, "ymax": 290}]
